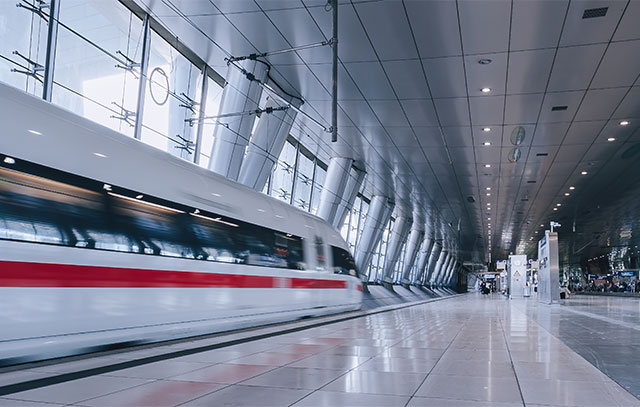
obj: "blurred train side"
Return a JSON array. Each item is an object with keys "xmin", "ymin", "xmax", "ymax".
[{"xmin": 0, "ymin": 83, "xmax": 362, "ymax": 365}]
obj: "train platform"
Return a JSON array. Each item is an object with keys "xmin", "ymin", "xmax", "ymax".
[{"xmin": 1, "ymin": 293, "xmax": 639, "ymax": 407}]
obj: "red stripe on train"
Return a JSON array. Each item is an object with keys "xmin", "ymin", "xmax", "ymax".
[{"xmin": 0, "ymin": 261, "xmax": 348, "ymax": 289}]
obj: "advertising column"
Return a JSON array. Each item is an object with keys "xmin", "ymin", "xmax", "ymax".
[
  {"xmin": 508, "ymin": 254, "xmax": 527, "ymax": 299},
  {"xmin": 537, "ymin": 231, "xmax": 560, "ymax": 304}
]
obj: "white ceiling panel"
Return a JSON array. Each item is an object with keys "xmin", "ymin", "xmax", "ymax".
[
  {"xmin": 469, "ymin": 96, "xmax": 505, "ymax": 125},
  {"xmin": 306, "ymin": 63, "xmax": 362, "ymax": 101},
  {"xmin": 415, "ymin": 127, "xmax": 447, "ymax": 148},
  {"xmin": 423, "ymin": 148, "xmax": 451, "ymax": 165},
  {"xmin": 449, "ymin": 147, "xmax": 476, "ymax": 165},
  {"xmin": 510, "ymin": 0, "xmax": 568, "ymax": 51},
  {"xmin": 382, "ymin": 59, "xmax": 430, "ymax": 99},
  {"xmin": 354, "ymin": 1, "xmax": 417, "ymax": 61},
  {"xmin": 504, "ymin": 94, "xmax": 545, "ymax": 125},
  {"xmin": 368, "ymin": 100, "xmax": 409, "ymax": 127},
  {"xmin": 612, "ymin": 86, "xmax": 640, "ymax": 120},
  {"xmin": 559, "ymin": 0, "xmax": 627, "ymax": 47},
  {"xmin": 547, "ymin": 162, "xmax": 577, "ymax": 177},
  {"xmin": 555, "ymin": 143, "xmax": 591, "ymax": 162},
  {"xmin": 210, "ymin": 0, "xmax": 259, "ymax": 14},
  {"xmin": 547, "ymin": 44, "xmax": 607, "ymax": 92},
  {"xmin": 434, "ymin": 98, "xmax": 471, "ymax": 126},
  {"xmin": 386, "ymin": 126, "xmax": 419, "ymax": 147},
  {"xmin": 464, "ymin": 53, "xmax": 507, "ymax": 96},
  {"xmin": 338, "ymin": 100, "xmax": 378, "ymax": 127},
  {"xmin": 443, "ymin": 126, "xmax": 473, "ymax": 147},
  {"xmin": 563, "ymin": 120, "xmax": 606, "ymax": 145},
  {"xmin": 538, "ymin": 91, "xmax": 585, "ymax": 123},
  {"xmin": 507, "ymin": 49, "xmax": 555, "ymax": 94},
  {"xmin": 613, "ymin": 0, "xmax": 640, "ymax": 41},
  {"xmin": 574, "ymin": 87, "xmax": 628, "ymax": 121},
  {"xmin": 474, "ymin": 146, "xmax": 501, "ymax": 164},
  {"xmin": 343, "ymin": 61, "xmax": 395, "ymax": 99},
  {"xmin": 400, "ymin": 99, "xmax": 439, "ymax": 127},
  {"xmin": 458, "ymin": 0, "xmax": 511, "ymax": 54},
  {"xmin": 404, "ymin": 0, "xmax": 461, "ymax": 58},
  {"xmin": 532, "ymin": 122, "xmax": 571, "ymax": 146},
  {"xmin": 423, "ymin": 57, "xmax": 467, "ymax": 98},
  {"xmin": 583, "ymin": 142, "xmax": 619, "ymax": 162},
  {"xmin": 591, "ymin": 40, "xmax": 640, "ymax": 88},
  {"xmin": 270, "ymin": 65, "xmax": 328, "ymax": 101}
]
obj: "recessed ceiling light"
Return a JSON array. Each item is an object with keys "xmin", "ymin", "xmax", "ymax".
[
  {"xmin": 484, "ymin": 164, "xmax": 491, "ymax": 168},
  {"xmin": 486, "ymin": 193, "xmax": 491, "ymax": 196},
  {"xmin": 607, "ymin": 137, "xmax": 616, "ymax": 142},
  {"xmin": 93, "ymin": 152, "xmax": 107, "ymax": 158},
  {"xmin": 486, "ymin": 187, "xmax": 491, "ymax": 190},
  {"xmin": 3, "ymin": 156, "xmax": 15, "ymax": 164},
  {"xmin": 569, "ymin": 186, "xmax": 575, "ymax": 190},
  {"xmin": 535, "ymin": 231, "xmax": 538, "ymax": 234},
  {"xmin": 257, "ymin": 208, "xmax": 266, "ymax": 212},
  {"xmin": 564, "ymin": 192, "xmax": 570, "ymax": 196},
  {"xmin": 540, "ymin": 224, "xmax": 544, "ymax": 227},
  {"xmin": 581, "ymin": 171, "xmax": 588, "ymax": 175},
  {"xmin": 28, "ymin": 129, "xmax": 42, "ymax": 135},
  {"xmin": 482, "ymin": 127, "xmax": 491, "ymax": 132},
  {"xmin": 483, "ymin": 141, "xmax": 491, "ymax": 146},
  {"xmin": 481, "ymin": 87, "xmax": 491, "ymax": 93},
  {"xmin": 556, "ymin": 203, "xmax": 561, "ymax": 207},
  {"xmin": 553, "ymin": 208, "xmax": 558, "ymax": 211},
  {"xmin": 136, "ymin": 194, "xmax": 144, "ymax": 199},
  {"xmin": 620, "ymin": 120, "xmax": 630, "ymax": 126},
  {"xmin": 212, "ymin": 192, "xmax": 221, "ymax": 197},
  {"xmin": 488, "ymin": 218, "xmax": 491, "ymax": 220}
]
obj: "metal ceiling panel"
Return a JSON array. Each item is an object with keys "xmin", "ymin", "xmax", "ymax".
[
  {"xmin": 382, "ymin": 59, "xmax": 430, "ymax": 100},
  {"xmin": 556, "ymin": 143, "xmax": 591, "ymax": 162},
  {"xmin": 504, "ymin": 94, "xmax": 545, "ymax": 125},
  {"xmin": 449, "ymin": 147, "xmax": 476, "ymax": 165},
  {"xmin": 464, "ymin": 53, "xmax": 507, "ymax": 96},
  {"xmin": 423, "ymin": 148, "xmax": 451, "ymax": 165},
  {"xmin": 469, "ymin": 96, "xmax": 505, "ymax": 125},
  {"xmin": 502, "ymin": 124, "xmax": 535, "ymax": 147},
  {"xmin": 612, "ymin": 86, "xmax": 640, "ymax": 120},
  {"xmin": 458, "ymin": 0, "xmax": 511, "ymax": 55},
  {"xmin": 423, "ymin": 57, "xmax": 467, "ymax": 98},
  {"xmin": 210, "ymin": 0, "xmax": 259, "ymax": 13},
  {"xmin": 538, "ymin": 91, "xmax": 585, "ymax": 123},
  {"xmin": 353, "ymin": 1, "xmax": 417, "ymax": 61},
  {"xmin": 305, "ymin": 63, "xmax": 361, "ymax": 101},
  {"xmin": 559, "ymin": 0, "xmax": 626, "ymax": 47},
  {"xmin": 404, "ymin": 0, "xmax": 461, "ymax": 58},
  {"xmin": 591, "ymin": 40, "xmax": 640, "ymax": 88},
  {"xmin": 583, "ymin": 142, "xmax": 619, "ymax": 162},
  {"xmin": 443, "ymin": 126, "xmax": 473, "ymax": 147},
  {"xmin": 414, "ymin": 127, "xmax": 447, "ymax": 148},
  {"xmin": 563, "ymin": 120, "xmax": 606, "ymax": 145},
  {"xmin": 386, "ymin": 126, "xmax": 419, "ymax": 147},
  {"xmin": 472, "ymin": 146, "xmax": 500, "ymax": 164},
  {"xmin": 574, "ymin": 87, "xmax": 628, "ymax": 121},
  {"xmin": 507, "ymin": 49, "xmax": 556, "ymax": 94},
  {"xmin": 400, "ymin": 99, "xmax": 439, "ymax": 127},
  {"xmin": 434, "ymin": 98, "xmax": 471, "ymax": 126},
  {"xmin": 368, "ymin": 100, "xmax": 409, "ymax": 127},
  {"xmin": 224, "ymin": 12, "xmax": 291, "ymax": 57},
  {"xmin": 547, "ymin": 44, "xmax": 607, "ymax": 92},
  {"xmin": 343, "ymin": 61, "xmax": 395, "ymax": 99},
  {"xmin": 360, "ymin": 125, "xmax": 392, "ymax": 147},
  {"xmin": 338, "ymin": 100, "xmax": 378, "ymax": 127},
  {"xmin": 269, "ymin": 64, "xmax": 328, "ymax": 101},
  {"xmin": 613, "ymin": 0, "xmax": 640, "ymax": 41},
  {"xmin": 510, "ymin": 0, "xmax": 568, "ymax": 51}
]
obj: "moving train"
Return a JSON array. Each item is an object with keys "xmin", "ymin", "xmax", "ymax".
[{"xmin": 0, "ymin": 83, "xmax": 363, "ymax": 365}]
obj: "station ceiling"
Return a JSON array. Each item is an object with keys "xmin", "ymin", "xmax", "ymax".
[{"xmin": 135, "ymin": 0, "xmax": 640, "ymax": 264}]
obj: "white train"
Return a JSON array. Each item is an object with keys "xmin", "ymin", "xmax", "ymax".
[{"xmin": 0, "ymin": 83, "xmax": 362, "ymax": 366}]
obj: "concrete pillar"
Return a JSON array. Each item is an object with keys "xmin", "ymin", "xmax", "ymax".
[
  {"xmin": 423, "ymin": 242, "xmax": 442, "ymax": 284},
  {"xmin": 332, "ymin": 166, "xmax": 366, "ymax": 229},
  {"xmin": 237, "ymin": 95, "xmax": 299, "ymax": 190},
  {"xmin": 381, "ymin": 215, "xmax": 413, "ymax": 283},
  {"xmin": 209, "ymin": 60, "xmax": 268, "ymax": 180},
  {"xmin": 316, "ymin": 157, "xmax": 353, "ymax": 225},
  {"xmin": 441, "ymin": 257, "xmax": 456, "ymax": 286},
  {"xmin": 438, "ymin": 253, "xmax": 453, "ymax": 286},
  {"xmin": 399, "ymin": 226, "xmax": 425, "ymax": 285},
  {"xmin": 446, "ymin": 262, "xmax": 459, "ymax": 287},
  {"xmin": 430, "ymin": 250, "xmax": 449, "ymax": 286},
  {"xmin": 354, "ymin": 196, "xmax": 394, "ymax": 275},
  {"xmin": 412, "ymin": 238, "xmax": 435, "ymax": 284}
]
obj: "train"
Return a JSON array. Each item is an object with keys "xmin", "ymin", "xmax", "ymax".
[{"xmin": 0, "ymin": 82, "xmax": 363, "ymax": 366}]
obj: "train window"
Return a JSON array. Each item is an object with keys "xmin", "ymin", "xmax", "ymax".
[
  {"xmin": 331, "ymin": 246, "xmax": 359, "ymax": 277},
  {"xmin": 0, "ymin": 161, "xmax": 306, "ymax": 270}
]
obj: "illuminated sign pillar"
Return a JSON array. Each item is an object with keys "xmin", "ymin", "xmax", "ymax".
[
  {"xmin": 507, "ymin": 254, "xmax": 527, "ymax": 299},
  {"xmin": 537, "ymin": 231, "xmax": 560, "ymax": 304}
]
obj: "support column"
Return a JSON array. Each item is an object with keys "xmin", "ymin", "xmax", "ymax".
[
  {"xmin": 423, "ymin": 242, "xmax": 442, "ymax": 285},
  {"xmin": 238, "ymin": 95, "xmax": 300, "ymax": 190},
  {"xmin": 316, "ymin": 157, "xmax": 353, "ymax": 224},
  {"xmin": 399, "ymin": 226, "xmax": 425, "ymax": 285},
  {"xmin": 133, "ymin": 14, "xmax": 151, "ymax": 140},
  {"xmin": 381, "ymin": 215, "xmax": 412, "ymax": 284},
  {"xmin": 441, "ymin": 257, "xmax": 456, "ymax": 286},
  {"xmin": 332, "ymin": 166, "xmax": 365, "ymax": 229},
  {"xmin": 42, "ymin": 0, "xmax": 60, "ymax": 102},
  {"xmin": 437, "ymin": 253, "xmax": 453, "ymax": 286},
  {"xmin": 412, "ymin": 238, "xmax": 435, "ymax": 284},
  {"xmin": 209, "ymin": 59, "xmax": 268, "ymax": 180},
  {"xmin": 430, "ymin": 250, "xmax": 449, "ymax": 286},
  {"xmin": 354, "ymin": 196, "xmax": 394, "ymax": 275},
  {"xmin": 446, "ymin": 262, "xmax": 459, "ymax": 287}
]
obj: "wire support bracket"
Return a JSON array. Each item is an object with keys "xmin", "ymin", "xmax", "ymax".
[
  {"xmin": 16, "ymin": 0, "xmax": 49, "ymax": 21},
  {"xmin": 185, "ymin": 105, "xmax": 289, "ymax": 127},
  {"xmin": 114, "ymin": 50, "xmax": 140, "ymax": 78},
  {"xmin": 228, "ymin": 40, "xmax": 334, "ymax": 63},
  {"xmin": 10, "ymin": 51, "xmax": 44, "ymax": 82},
  {"xmin": 110, "ymin": 102, "xmax": 136, "ymax": 127}
]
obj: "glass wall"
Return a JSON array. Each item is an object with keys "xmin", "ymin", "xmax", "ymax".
[{"xmin": 366, "ymin": 217, "xmax": 394, "ymax": 282}]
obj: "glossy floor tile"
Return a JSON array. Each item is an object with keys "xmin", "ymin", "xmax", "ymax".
[{"xmin": 1, "ymin": 293, "xmax": 639, "ymax": 406}]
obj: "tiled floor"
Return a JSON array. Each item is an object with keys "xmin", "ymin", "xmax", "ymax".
[{"xmin": 1, "ymin": 293, "xmax": 639, "ymax": 406}]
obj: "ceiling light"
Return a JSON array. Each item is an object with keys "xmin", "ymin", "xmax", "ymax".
[
  {"xmin": 540, "ymin": 224, "xmax": 544, "ymax": 227},
  {"xmin": 28, "ymin": 129, "xmax": 42, "ymax": 135},
  {"xmin": 3, "ymin": 156, "xmax": 15, "ymax": 164},
  {"xmin": 619, "ymin": 120, "xmax": 630, "ymax": 126},
  {"xmin": 257, "ymin": 208, "xmax": 266, "ymax": 212},
  {"xmin": 487, "ymin": 203, "xmax": 491, "ymax": 205},
  {"xmin": 482, "ymin": 127, "xmax": 491, "ymax": 132},
  {"xmin": 484, "ymin": 164, "xmax": 491, "ymax": 168},
  {"xmin": 136, "ymin": 194, "xmax": 144, "ymax": 199},
  {"xmin": 488, "ymin": 218, "xmax": 491, "ymax": 220},
  {"xmin": 483, "ymin": 142, "xmax": 491, "ymax": 146},
  {"xmin": 93, "ymin": 152, "xmax": 107, "ymax": 158},
  {"xmin": 581, "ymin": 171, "xmax": 588, "ymax": 175},
  {"xmin": 211, "ymin": 192, "xmax": 221, "ymax": 197},
  {"xmin": 556, "ymin": 203, "xmax": 561, "ymax": 207},
  {"xmin": 486, "ymin": 193, "xmax": 491, "ymax": 196},
  {"xmin": 569, "ymin": 186, "xmax": 575, "ymax": 190},
  {"xmin": 553, "ymin": 208, "xmax": 558, "ymax": 211},
  {"xmin": 607, "ymin": 137, "xmax": 616, "ymax": 142},
  {"xmin": 481, "ymin": 87, "xmax": 491, "ymax": 93},
  {"xmin": 564, "ymin": 192, "xmax": 570, "ymax": 196},
  {"xmin": 103, "ymin": 184, "xmax": 112, "ymax": 191},
  {"xmin": 535, "ymin": 231, "xmax": 538, "ymax": 234},
  {"xmin": 486, "ymin": 187, "xmax": 491, "ymax": 191}
]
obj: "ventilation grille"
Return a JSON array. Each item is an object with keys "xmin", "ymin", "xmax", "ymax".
[
  {"xmin": 521, "ymin": 198, "xmax": 529, "ymax": 202},
  {"xmin": 583, "ymin": 7, "xmax": 608, "ymax": 19},
  {"xmin": 527, "ymin": 180, "xmax": 536, "ymax": 184},
  {"xmin": 552, "ymin": 105, "xmax": 568, "ymax": 111},
  {"xmin": 536, "ymin": 152, "xmax": 548, "ymax": 156}
]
